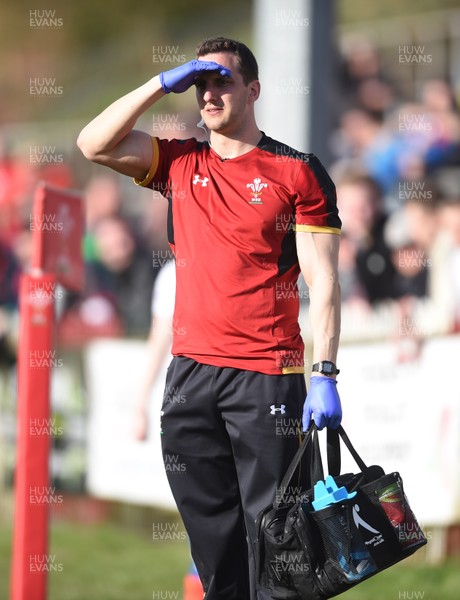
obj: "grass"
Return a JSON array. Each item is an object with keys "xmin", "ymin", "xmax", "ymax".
[
  {"xmin": 1, "ymin": 521, "xmax": 190, "ymax": 600},
  {"xmin": 1, "ymin": 520, "xmax": 460, "ymax": 600},
  {"xmin": 342, "ymin": 558, "xmax": 460, "ymax": 600}
]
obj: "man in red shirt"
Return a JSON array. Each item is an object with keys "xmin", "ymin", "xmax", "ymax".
[{"xmin": 78, "ymin": 37, "xmax": 342, "ymax": 600}]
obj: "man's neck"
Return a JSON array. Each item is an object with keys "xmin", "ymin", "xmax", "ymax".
[{"xmin": 209, "ymin": 126, "xmax": 263, "ymax": 160}]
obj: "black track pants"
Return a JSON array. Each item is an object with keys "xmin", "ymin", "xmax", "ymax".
[{"xmin": 160, "ymin": 356, "xmax": 306, "ymax": 600}]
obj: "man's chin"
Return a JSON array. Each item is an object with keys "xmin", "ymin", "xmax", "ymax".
[
  {"xmin": 203, "ymin": 119, "xmax": 230, "ymax": 134},
  {"xmin": 208, "ymin": 125, "xmax": 224, "ymax": 133}
]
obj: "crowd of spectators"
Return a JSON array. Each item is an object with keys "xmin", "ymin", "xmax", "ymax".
[
  {"xmin": 327, "ymin": 38, "xmax": 460, "ymax": 352},
  {"xmin": 0, "ymin": 139, "xmax": 170, "ymax": 358},
  {"xmin": 1, "ymin": 36, "xmax": 460, "ymax": 364}
]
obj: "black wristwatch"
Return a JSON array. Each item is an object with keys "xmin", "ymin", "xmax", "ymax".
[{"xmin": 312, "ymin": 360, "xmax": 340, "ymax": 376}]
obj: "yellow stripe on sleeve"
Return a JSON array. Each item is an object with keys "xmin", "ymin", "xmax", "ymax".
[
  {"xmin": 133, "ymin": 136, "xmax": 160, "ymax": 187},
  {"xmin": 293, "ymin": 224, "xmax": 341, "ymax": 235}
]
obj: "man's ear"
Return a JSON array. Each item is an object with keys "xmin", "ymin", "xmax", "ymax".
[{"xmin": 248, "ymin": 80, "xmax": 261, "ymax": 103}]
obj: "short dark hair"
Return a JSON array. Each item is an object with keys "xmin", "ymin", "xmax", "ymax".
[{"xmin": 196, "ymin": 37, "xmax": 258, "ymax": 85}]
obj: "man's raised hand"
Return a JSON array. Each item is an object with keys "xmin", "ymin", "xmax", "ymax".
[{"xmin": 159, "ymin": 60, "xmax": 231, "ymax": 94}]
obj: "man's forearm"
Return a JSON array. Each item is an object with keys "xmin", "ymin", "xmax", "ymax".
[
  {"xmin": 308, "ymin": 272, "xmax": 341, "ymax": 371},
  {"xmin": 296, "ymin": 231, "xmax": 341, "ymax": 373},
  {"xmin": 77, "ymin": 75, "xmax": 164, "ymax": 160},
  {"xmin": 301, "ymin": 267, "xmax": 343, "ymax": 430}
]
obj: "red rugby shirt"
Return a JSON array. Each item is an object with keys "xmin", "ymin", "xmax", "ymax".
[{"xmin": 135, "ymin": 134, "xmax": 341, "ymax": 375}]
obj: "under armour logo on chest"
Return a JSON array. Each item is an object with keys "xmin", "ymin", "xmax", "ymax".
[{"xmin": 193, "ymin": 174, "xmax": 209, "ymax": 187}]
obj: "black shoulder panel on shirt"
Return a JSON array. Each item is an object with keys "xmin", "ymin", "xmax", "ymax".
[
  {"xmin": 304, "ymin": 154, "xmax": 341, "ymax": 230},
  {"xmin": 304, "ymin": 154, "xmax": 337, "ymax": 193},
  {"xmin": 258, "ymin": 134, "xmax": 340, "ymax": 230},
  {"xmin": 257, "ymin": 134, "xmax": 312, "ymax": 164}
]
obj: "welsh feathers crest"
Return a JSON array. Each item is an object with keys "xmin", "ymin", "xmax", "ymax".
[{"xmin": 247, "ymin": 177, "xmax": 268, "ymax": 204}]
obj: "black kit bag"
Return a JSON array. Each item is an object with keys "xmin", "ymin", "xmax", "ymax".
[{"xmin": 255, "ymin": 424, "xmax": 427, "ymax": 599}]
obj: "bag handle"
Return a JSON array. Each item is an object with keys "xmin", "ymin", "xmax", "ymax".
[
  {"xmin": 273, "ymin": 424, "xmax": 323, "ymax": 508},
  {"xmin": 310, "ymin": 426, "xmax": 325, "ymax": 488},
  {"xmin": 327, "ymin": 425, "xmax": 369, "ymax": 474},
  {"xmin": 273, "ymin": 424, "xmax": 371, "ymax": 509},
  {"xmin": 326, "ymin": 427, "xmax": 341, "ymax": 476}
]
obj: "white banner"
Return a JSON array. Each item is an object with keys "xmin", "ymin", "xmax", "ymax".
[
  {"xmin": 85, "ymin": 339, "xmax": 176, "ymax": 509},
  {"xmin": 337, "ymin": 334, "xmax": 460, "ymax": 526},
  {"xmin": 85, "ymin": 336, "xmax": 460, "ymax": 525}
]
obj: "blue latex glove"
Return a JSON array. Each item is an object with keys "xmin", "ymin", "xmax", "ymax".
[
  {"xmin": 302, "ymin": 376, "xmax": 342, "ymax": 431},
  {"xmin": 159, "ymin": 60, "xmax": 231, "ymax": 94}
]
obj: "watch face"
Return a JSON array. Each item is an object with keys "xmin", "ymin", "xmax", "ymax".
[{"xmin": 323, "ymin": 362, "xmax": 333, "ymax": 374}]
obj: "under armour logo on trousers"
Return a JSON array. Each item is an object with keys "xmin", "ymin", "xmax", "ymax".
[{"xmin": 270, "ymin": 405, "xmax": 286, "ymax": 415}]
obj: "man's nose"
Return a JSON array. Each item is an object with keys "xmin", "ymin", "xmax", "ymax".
[{"xmin": 202, "ymin": 87, "xmax": 217, "ymax": 102}]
